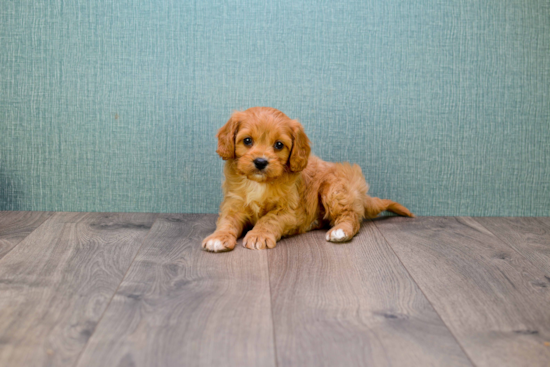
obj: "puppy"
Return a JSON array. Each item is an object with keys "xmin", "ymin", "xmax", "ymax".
[{"xmin": 202, "ymin": 107, "xmax": 413, "ymax": 252}]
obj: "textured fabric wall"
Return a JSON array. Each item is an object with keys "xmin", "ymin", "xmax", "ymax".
[{"xmin": 1, "ymin": 0, "xmax": 549, "ymax": 216}]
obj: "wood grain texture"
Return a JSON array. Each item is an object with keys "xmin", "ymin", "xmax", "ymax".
[
  {"xmin": 537, "ymin": 217, "xmax": 550, "ymax": 228},
  {"xmin": 0, "ymin": 211, "xmax": 52, "ymax": 260},
  {"xmin": 375, "ymin": 216, "xmax": 550, "ymax": 367},
  {"xmin": 474, "ymin": 217, "xmax": 550, "ymax": 275},
  {"xmin": 0, "ymin": 212, "xmax": 157, "ymax": 367},
  {"xmin": 76, "ymin": 214, "xmax": 276, "ymax": 367},
  {"xmin": 268, "ymin": 221, "xmax": 473, "ymax": 367}
]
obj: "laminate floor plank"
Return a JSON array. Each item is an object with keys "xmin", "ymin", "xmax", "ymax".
[
  {"xmin": 0, "ymin": 211, "xmax": 53, "ymax": 260},
  {"xmin": 0, "ymin": 212, "xmax": 158, "ymax": 367},
  {"xmin": 537, "ymin": 217, "xmax": 550, "ymax": 229},
  {"xmin": 474, "ymin": 217, "xmax": 550, "ymax": 275},
  {"xmin": 268, "ymin": 220, "xmax": 474, "ymax": 367},
  {"xmin": 76, "ymin": 214, "xmax": 276, "ymax": 367},
  {"xmin": 375, "ymin": 216, "xmax": 550, "ymax": 367}
]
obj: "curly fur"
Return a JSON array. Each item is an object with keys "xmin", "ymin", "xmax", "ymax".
[{"xmin": 202, "ymin": 107, "xmax": 414, "ymax": 252}]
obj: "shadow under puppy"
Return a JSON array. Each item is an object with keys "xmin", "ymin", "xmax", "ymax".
[{"xmin": 203, "ymin": 107, "xmax": 414, "ymax": 252}]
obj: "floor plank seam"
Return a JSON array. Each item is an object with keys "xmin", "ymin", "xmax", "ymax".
[
  {"xmin": 71, "ymin": 213, "xmax": 160, "ymax": 367},
  {"xmin": 371, "ymin": 219, "xmax": 479, "ymax": 367},
  {"xmin": 0, "ymin": 212, "xmax": 53, "ymax": 265},
  {"xmin": 266, "ymin": 252, "xmax": 280, "ymax": 367},
  {"xmin": 472, "ymin": 217, "xmax": 550, "ymax": 276}
]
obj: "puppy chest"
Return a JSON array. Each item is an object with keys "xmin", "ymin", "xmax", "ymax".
[
  {"xmin": 245, "ymin": 189, "xmax": 277, "ymax": 217},
  {"xmin": 242, "ymin": 182, "xmax": 291, "ymax": 217},
  {"xmin": 244, "ymin": 181, "xmax": 269, "ymax": 205}
]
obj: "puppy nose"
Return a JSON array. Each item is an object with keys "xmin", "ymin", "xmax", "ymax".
[{"xmin": 253, "ymin": 158, "xmax": 269, "ymax": 170}]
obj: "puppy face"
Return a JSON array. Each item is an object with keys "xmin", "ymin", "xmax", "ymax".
[{"xmin": 216, "ymin": 107, "xmax": 311, "ymax": 183}]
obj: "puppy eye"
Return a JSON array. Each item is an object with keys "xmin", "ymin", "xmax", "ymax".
[
  {"xmin": 274, "ymin": 141, "xmax": 284, "ymax": 150},
  {"xmin": 243, "ymin": 137, "xmax": 253, "ymax": 146}
]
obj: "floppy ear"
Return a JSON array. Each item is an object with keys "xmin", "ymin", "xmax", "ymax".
[
  {"xmin": 216, "ymin": 113, "xmax": 241, "ymax": 160},
  {"xmin": 289, "ymin": 120, "xmax": 311, "ymax": 172}
]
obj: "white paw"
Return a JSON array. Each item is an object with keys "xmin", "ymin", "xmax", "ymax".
[
  {"xmin": 201, "ymin": 233, "xmax": 236, "ymax": 252},
  {"xmin": 204, "ymin": 239, "xmax": 225, "ymax": 252},
  {"xmin": 326, "ymin": 228, "xmax": 350, "ymax": 243}
]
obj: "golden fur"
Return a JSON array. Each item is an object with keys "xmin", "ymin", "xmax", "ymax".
[{"xmin": 202, "ymin": 107, "xmax": 414, "ymax": 252}]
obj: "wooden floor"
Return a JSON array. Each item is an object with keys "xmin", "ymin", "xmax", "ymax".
[{"xmin": 0, "ymin": 212, "xmax": 549, "ymax": 367}]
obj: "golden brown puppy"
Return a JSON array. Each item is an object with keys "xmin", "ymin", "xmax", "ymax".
[{"xmin": 202, "ymin": 107, "xmax": 413, "ymax": 252}]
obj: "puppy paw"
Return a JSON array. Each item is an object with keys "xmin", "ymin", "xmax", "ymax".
[
  {"xmin": 243, "ymin": 230, "xmax": 277, "ymax": 250},
  {"xmin": 326, "ymin": 226, "xmax": 353, "ymax": 243},
  {"xmin": 202, "ymin": 232, "xmax": 237, "ymax": 252}
]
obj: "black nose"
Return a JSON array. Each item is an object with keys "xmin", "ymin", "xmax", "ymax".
[{"xmin": 253, "ymin": 158, "xmax": 269, "ymax": 170}]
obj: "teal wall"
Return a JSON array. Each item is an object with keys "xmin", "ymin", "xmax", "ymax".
[{"xmin": 1, "ymin": 0, "xmax": 549, "ymax": 216}]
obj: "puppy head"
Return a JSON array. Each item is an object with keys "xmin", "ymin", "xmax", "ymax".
[{"xmin": 216, "ymin": 107, "xmax": 311, "ymax": 182}]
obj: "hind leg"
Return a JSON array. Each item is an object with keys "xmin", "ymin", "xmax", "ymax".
[
  {"xmin": 321, "ymin": 169, "xmax": 367, "ymax": 243},
  {"xmin": 325, "ymin": 212, "xmax": 361, "ymax": 243}
]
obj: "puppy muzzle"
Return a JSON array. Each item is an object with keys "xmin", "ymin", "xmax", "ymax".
[{"xmin": 253, "ymin": 158, "xmax": 269, "ymax": 170}]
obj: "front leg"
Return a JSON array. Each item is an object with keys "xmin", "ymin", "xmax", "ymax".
[
  {"xmin": 202, "ymin": 207, "xmax": 248, "ymax": 253},
  {"xmin": 243, "ymin": 209, "xmax": 297, "ymax": 250}
]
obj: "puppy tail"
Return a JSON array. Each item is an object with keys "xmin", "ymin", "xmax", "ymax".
[{"xmin": 363, "ymin": 195, "xmax": 415, "ymax": 219}]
